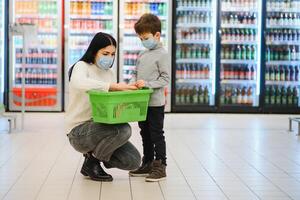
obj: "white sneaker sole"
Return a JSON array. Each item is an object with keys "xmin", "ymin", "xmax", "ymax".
[
  {"xmin": 145, "ymin": 177, "xmax": 166, "ymax": 182},
  {"xmin": 129, "ymin": 173, "xmax": 149, "ymax": 177}
]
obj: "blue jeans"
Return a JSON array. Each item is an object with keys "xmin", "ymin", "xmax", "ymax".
[{"xmin": 68, "ymin": 121, "xmax": 141, "ymax": 170}]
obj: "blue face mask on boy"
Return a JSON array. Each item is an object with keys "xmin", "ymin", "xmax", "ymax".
[
  {"xmin": 142, "ymin": 37, "xmax": 158, "ymax": 50},
  {"xmin": 96, "ymin": 56, "xmax": 114, "ymax": 70}
]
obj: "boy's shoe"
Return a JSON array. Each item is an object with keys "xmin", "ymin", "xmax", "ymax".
[
  {"xmin": 145, "ymin": 160, "xmax": 166, "ymax": 182},
  {"xmin": 129, "ymin": 161, "xmax": 153, "ymax": 177}
]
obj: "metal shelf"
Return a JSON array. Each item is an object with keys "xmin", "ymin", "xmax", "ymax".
[
  {"xmin": 15, "ymin": 64, "xmax": 58, "ymax": 69},
  {"xmin": 15, "ymin": 14, "xmax": 58, "ymax": 19},
  {"xmin": 221, "ymin": 24, "xmax": 257, "ymax": 29},
  {"xmin": 176, "ymin": 79, "xmax": 211, "ymax": 84},
  {"xmin": 221, "ymin": 7, "xmax": 258, "ymax": 12},
  {"xmin": 267, "ymin": 8, "xmax": 300, "ymax": 13},
  {"xmin": 221, "ymin": 79, "xmax": 257, "ymax": 85},
  {"xmin": 70, "ymin": 15, "xmax": 113, "ymax": 20},
  {"xmin": 221, "ymin": 41, "xmax": 257, "ymax": 45},
  {"xmin": 125, "ymin": 0, "xmax": 167, "ymax": 2},
  {"xmin": 176, "ymin": 23, "xmax": 212, "ymax": 28},
  {"xmin": 176, "ymin": 7, "xmax": 212, "ymax": 12},
  {"xmin": 125, "ymin": 15, "xmax": 167, "ymax": 20},
  {"xmin": 13, "ymin": 84, "xmax": 57, "ymax": 88},
  {"xmin": 266, "ymin": 80, "xmax": 300, "ymax": 86},
  {"xmin": 176, "ymin": 58, "xmax": 211, "ymax": 64},
  {"xmin": 266, "ymin": 25, "xmax": 300, "ymax": 29},
  {"xmin": 266, "ymin": 61, "xmax": 300, "ymax": 65},
  {"xmin": 177, "ymin": 40, "xmax": 212, "ymax": 45},
  {"xmin": 266, "ymin": 41, "xmax": 300, "ymax": 46},
  {"xmin": 221, "ymin": 59, "xmax": 257, "ymax": 65},
  {"xmin": 69, "ymin": 30, "xmax": 112, "ymax": 36}
]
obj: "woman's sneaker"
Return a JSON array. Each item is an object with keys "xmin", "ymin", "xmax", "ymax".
[
  {"xmin": 129, "ymin": 161, "xmax": 152, "ymax": 177},
  {"xmin": 145, "ymin": 160, "xmax": 166, "ymax": 182}
]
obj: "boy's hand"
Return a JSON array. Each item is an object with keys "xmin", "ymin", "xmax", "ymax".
[{"xmin": 135, "ymin": 80, "xmax": 145, "ymax": 88}]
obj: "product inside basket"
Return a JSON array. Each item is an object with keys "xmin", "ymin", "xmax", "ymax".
[{"xmin": 88, "ymin": 89, "xmax": 153, "ymax": 124}]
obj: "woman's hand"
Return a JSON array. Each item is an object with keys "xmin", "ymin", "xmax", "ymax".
[
  {"xmin": 135, "ymin": 80, "xmax": 145, "ymax": 89},
  {"xmin": 109, "ymin": 83, "xmax": 138, "ymax": 91}
]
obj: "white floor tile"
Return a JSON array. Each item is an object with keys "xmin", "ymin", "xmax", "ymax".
[{"xmin": 0, "ymin": 113, "xmax": 300, "ymax": 200}]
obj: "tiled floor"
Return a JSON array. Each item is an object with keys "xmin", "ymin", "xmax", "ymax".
[{"xmin": 0, "ymin": 113, "xmax": 300, "ymax": 200}]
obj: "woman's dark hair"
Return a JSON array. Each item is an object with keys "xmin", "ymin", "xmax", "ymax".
[{"xmin": 68, "ymin": 32, "xmax": 117, "ymax": 81}]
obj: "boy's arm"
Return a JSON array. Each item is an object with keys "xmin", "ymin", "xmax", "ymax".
[{"xmin": 144, "ymin": 53, "xmax": 170, "ymax": 89}]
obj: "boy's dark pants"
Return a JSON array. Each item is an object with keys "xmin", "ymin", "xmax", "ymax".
[{"xmin": 138, "ymin": 106, "xmax": 166, "ymax": 165}]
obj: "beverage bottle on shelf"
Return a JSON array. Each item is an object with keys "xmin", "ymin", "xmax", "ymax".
[
  {"xmin": 192, "ymin": 86, "xmax": 199, "ymax": 104},
  {"xmin": 285, "ymin": 65, "xmax": 290, "ymax": 81},
  {"xmin": 241, "ymin": 45, "xmax": 247, "ymax": 60},
  {"xmin": 287, "ymin": 86, "xmax": 293, "ymax": 105},
  {"xmin": 232, "ymin": 87, "xmax": 237, "ymax": 104},
  {"xmin": 199, "ymin": 85, "xmax": 204, "ymax": 104},
  {"xmin": 230, "ymin": 46, "xmax": 235, "ymax": 60},
  {"xmin": 220, "ymin": 65, "xmax": 225, "ymax": 80},
  {"xmin": 290, "ymin": 65, "xmax": 295, "ymax": 81},
  {"xmin": 280, "ymin": 66, "xmax": 285, "ymax": 81},
  {"xmin": 237, "ymin": 87, "xmax": 242, "ymax": 104},
  {"xmin": 229, "ymin": 66, "xmax": 235, "ymax": 80},
  {"xmin": 236, "ymin": 45, "xmax": 242, "ymax": 60},
  {"xmin": 195, "ymin": 64, "xmax": 201, "ymax": 79},
  {"xmin": 293, "ymin": 86, "xmax": 299, "ymax": 106},
  {"xmin": 295, "ymin": 65, "xmax": 299, "ymax": 81},
  {"xmin": 204, "ymin": 86, "xmax": 209, "ymax": 104},
  {"xmin": 204, "ymin": 64, "xmax": 210, "ymax": 79},
  {"xmin": 275, "ymin": 66, "xmax": 281, "ymax": 81},
  {"xmin": 176, "ymin": 64, "xmax": 181, "ymax": 79},
  {"xmin": 183, "ymin": 86, "xmax": 190, "ymax": 104},
  {"xmin": 281, "ymin": 86, "xmax": 287, "ymax": 105},
  {"xmin": 275, "ymin": 86, "xmax": 282, "ymax": 105},
  {"xmin": 270, "ymin": 86, "xmax": 276, "ymax": 105},
  {"xmin": 239, "ymin": 66, "xmax": 245, "ymax": 80},
  {"xmin": 175, "ymin": 86, "xmax": 181, "ymax": 104},
  {"xmin": 266, "ymin": 46, "xmax": 271, "ymax": 61},
  {"xmin": 246, "ymin": 65, "xmax": 252, "ymax": 80},
  {"xmin": 265, "ymin": 66, "xmax": 270, "ymax": 81},
  {"xmin": 234, "ymin": 66, "xmax": 239, "ymax": 80},
  {"xmin": 227, "ymin": 87, "xmax": 233, "ymax": 104},
  {"xmin": 220, "ymin": 87, "xmax": 225, "ymax": 105},
  {"xmin": 247, "ymin": 87, "xmax": 253, "ymax": 105},
  {"xmin": 241, "ymin": 87, "xmax": 247, "ymax": 104},
  {"xmin": 265, "ymin": 86, "xmax": 270, "ymax": 105}
]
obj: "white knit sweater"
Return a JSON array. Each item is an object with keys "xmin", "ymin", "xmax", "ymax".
[{"xmin": 65, "ymin": 61, "xmax": 114, "ymax": 133}]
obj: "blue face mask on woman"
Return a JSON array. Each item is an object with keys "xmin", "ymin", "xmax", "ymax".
[
  {"xmin": 96, "ymin": 56, "xmax": 114, "ymax": 70},
  {"xmin": 142, "ymin": 37, "xmax": 158, "ymax": 50}
]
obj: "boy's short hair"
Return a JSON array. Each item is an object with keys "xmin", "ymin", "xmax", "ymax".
[{"xmin": 134, "ymin": 13, "xmax": 161, "ymax": 35}]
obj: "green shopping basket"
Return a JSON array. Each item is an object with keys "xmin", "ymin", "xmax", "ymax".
[{"xmin": 88, "ymin": 89, "xmax": 153, "ymax": 124}]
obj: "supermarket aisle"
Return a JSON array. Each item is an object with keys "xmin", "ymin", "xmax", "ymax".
[{"xmin": 0, "ymin": 114, "xmax": 300, "ymax": 200}]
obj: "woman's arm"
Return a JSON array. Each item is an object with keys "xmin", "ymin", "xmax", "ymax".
[
  {"xmin": 71, "ymin": 62, "xmax": 110, "ymax": 91},
  {"xmin": 71, "ymin": 62, "xmax": 137, "ymax": 92},
  {"xmin": 109, "ymin": 82, "xmax": 138, "ymax": 91}
]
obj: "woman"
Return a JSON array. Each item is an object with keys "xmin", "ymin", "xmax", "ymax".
[{"xmin": 66, "ymin": 32, "xmax": 141, "ymax": 182}]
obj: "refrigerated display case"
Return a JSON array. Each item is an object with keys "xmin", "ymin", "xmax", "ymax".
[
  {"xmin": 172, "ymin": 0, "xmax": 218, "ymax": 112},
  {"xmin": 64, "ymin": 0, "xmax": 118, "ymax": 109},
  {"xmin": 263, "ymin": 0, "xmax": 300, "ymax": 113},
  {"xmin": 9, "ymin": 0, "xmax": 62, "ymax": 111},
  {"xmin": 0, "ymin": 0, "xmax": 5, "ymax": 105},
  {"xmin": 119, "ymin": 0, "xmax": 172, "ymax": 112},
  {"xmin": 218, "ymin": 0, "xmax": 262, "ymax": 112}
]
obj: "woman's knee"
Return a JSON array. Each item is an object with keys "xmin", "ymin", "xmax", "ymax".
[
  {"xmin": 126, "ymin": 144, "xmax": 141, "ymax": 170},
  {"xmin": 111, "ymin": 142, "xmax": 141, "ymax": 170}
]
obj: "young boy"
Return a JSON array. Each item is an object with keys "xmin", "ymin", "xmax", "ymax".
[{"xmin": 129, "ymin": 13, "xmax": 170, "ymax": 182}]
